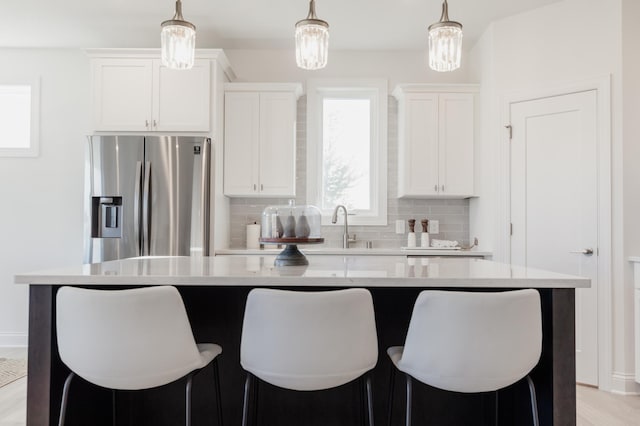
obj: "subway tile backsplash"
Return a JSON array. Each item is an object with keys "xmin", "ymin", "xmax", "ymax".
[{"xmin": 228, "ymin": 96, "xmax": 470, "ymax": 249}]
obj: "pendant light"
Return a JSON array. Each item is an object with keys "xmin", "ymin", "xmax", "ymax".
[
  {"xmin": 428, "ymin": 0, "xmax": 463, "ymax": 72},
  {"xmin": 295, "ymin": 0, "xmax": 329, "ymax": 70},
  {"xmin": 161, "ymin": 0, "xmax": 196, "ymax": 70}
]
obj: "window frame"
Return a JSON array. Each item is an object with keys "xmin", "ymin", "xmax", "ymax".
[
  {"xmin": 306, "ymin": 79, "xmax": 388, "ymax": 226},
  {"xmin": 0, "ymin": 78, "xmax": 40, "ymax": 157}
]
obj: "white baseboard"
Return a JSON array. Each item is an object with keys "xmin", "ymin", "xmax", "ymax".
[
  {"xmin": 0, "ymin": 332, "xmax": 28, "ymax": 348},
  {"xmin": 610, "ymin": 372, "xmax": 640, "ymax": 395}
]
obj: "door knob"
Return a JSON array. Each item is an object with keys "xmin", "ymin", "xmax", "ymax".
[{"xmin": 569, "ymin": 248, "xmax": 594, "ymax": 255}]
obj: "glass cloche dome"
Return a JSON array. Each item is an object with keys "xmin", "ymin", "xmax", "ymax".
[
  {"xmin": 260, "ymin": 200, "xmax": 324, "ymax": 266},
  {"xmin": 261, "ymin": 200, "xmax": 322, "ymax": 240}
]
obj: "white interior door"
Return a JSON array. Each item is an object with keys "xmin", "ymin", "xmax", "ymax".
[{"xmin": 510, "ymin": 90, "xmax": 598, "ymax": 386}]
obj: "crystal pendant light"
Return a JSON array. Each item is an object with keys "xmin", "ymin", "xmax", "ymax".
[
  {"xmin": 161, "ymin": 0, "xmax": 196, "ymax": 70},
  {"xmin": 428, "ymin": 0, "xmax": 463, "ymax": 72},
  {"xmin": 295, "ymin": 0, "xmax": 329, "ymax": 70}
]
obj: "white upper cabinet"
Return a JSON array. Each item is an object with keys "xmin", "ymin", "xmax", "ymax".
[
  {"xmin": 153, "ymin": 60, "xmax": 211, "ymax": 131},
  {"xmin": 92, "ymin": 58, "xmax": 210, "ymax": 132},
  {"xmin": 223, "ymin": 83, "xmax": 302, "ymax": 198},
  {"xmin": 88, "ymin": 49, "xmax": 234, "ymax": 132},
  {"xmin": 394, "ymin": 84, "xmax": 477, "ymax": 198},
  {"xmin": 92, "ymin": 58, "xmax": 154, "ymax": 131},
  {"xmin": 223, "ymin": 92, "xmax": 260, "ymax": 196}
]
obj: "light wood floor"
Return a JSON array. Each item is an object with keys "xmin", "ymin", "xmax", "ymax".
[
  {"xmin": 1, "ymin": 347, "xmax": 639, "ymax": 425},
  {"xmin": 577, "ymin": 384, "xmax": 640, "ymax": 426},
  {"xmin": 0, "ymin": 348, "xmax": 27, "ymax": 426}
]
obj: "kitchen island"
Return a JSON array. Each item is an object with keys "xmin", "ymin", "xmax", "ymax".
[{"xmin": 16, "ymin": 256, "xmax": 588, "ymax": 426}]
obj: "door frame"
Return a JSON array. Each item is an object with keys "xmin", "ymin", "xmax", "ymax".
[{"xmin": 498, "ymin": 75, "xmax": 612, "ymax": 390}]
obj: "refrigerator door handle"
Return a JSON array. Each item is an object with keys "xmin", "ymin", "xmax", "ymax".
[
  {"xmin": 142, "ymin": 161, "xmax": 151, "ymax": 256},
  {"xmin": 133, "ymin": 161, "xmax": 143, "ymax": 257},
  {"xmin": 202, "ymin": 139, "xmax": 211, "ymax": 256}
]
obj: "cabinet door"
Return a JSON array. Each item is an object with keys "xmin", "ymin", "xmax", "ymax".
[
  {"xmin": 223, "ymin": 92, "xmax": 260, "ymax": 196},
  {"xmin": 258, "ymin": 92, "xmax": 297, "ymax": 197},
  {"xmin": 153, "ymin": 59, "xmax": 211, "ymax": 132},
  {"xmin": 438, "ymin": 93, "xmax": 474, "ymax": 197},
  {"xmin": 92, "ymin": 59, "xmax": 153, "ymax": 131},
  {"xmin": 397, "ymin": 93, "xmax": 439, "ymax": 197}
]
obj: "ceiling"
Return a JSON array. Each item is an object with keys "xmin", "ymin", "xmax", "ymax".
[{"xmin": 3, "ymin": 0, "xmax": 563, "ymax": 51}]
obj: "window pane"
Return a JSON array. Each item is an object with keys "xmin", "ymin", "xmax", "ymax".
[
  {"xmin": 321, "ymin": 98, "xmax": 371, "ymax": 211},
  {"xmin": 0, "ymin": 85, "xmax": 31, "ymax": 149}
]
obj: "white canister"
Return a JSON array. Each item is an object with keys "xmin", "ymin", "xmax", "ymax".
[{"xmin": 246, "ymin": 223, "xmax": 261, "ymax": 249}]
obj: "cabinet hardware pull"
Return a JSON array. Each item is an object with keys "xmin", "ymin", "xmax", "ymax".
[
  {"xmin": 153, "ymin": 120, "xmax": 157, "ymax": 128},
  {"xmin": 441, "ymin": 185, "xmax": 445, "ymax": 192},
  {"xmin": 261, "ymin": 184, "xmax": 264, "ymax": 191},
  {"xmin": 145, "ymin": 120, "xmax": 149, "ymax": 128},
  {"xmin": 253, "ymin": 184, "xmax": 257, "ymax": 191},
  {"xmin": 434, "ymin": 184, "xmax": 438, "ymax": 192}
]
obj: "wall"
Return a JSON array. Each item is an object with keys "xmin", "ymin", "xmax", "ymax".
[
  {"xmin": 225, "ymin": 49, "xmax": 473, "ymax": 88},
  {"xmin": 468, "ymin": 0, "xmax": 639, "ymax": 393},
  {"xmin": 228, "ymin": 96, "xmax": 471, "ymax": 249},
  {"xmin": 0, "ymin": 49, "xmax": 89, "ymax": 346},
  {"xmin": 621, "ymin": 0, "xmax": 640, "ymax": 392}
]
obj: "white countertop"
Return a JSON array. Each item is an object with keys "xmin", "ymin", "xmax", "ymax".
[
  {"xmin": 15, "ymin": 256, "xmax": 589, "ymax": 288},
  {"xmin": 215, "ymin": 248, "xmax": 492, "ymax": 257}
]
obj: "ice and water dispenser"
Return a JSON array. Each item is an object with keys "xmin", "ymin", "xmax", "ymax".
[{"xmin": 91, "ymin": 196, "xmax": 123, "ymax": 238}]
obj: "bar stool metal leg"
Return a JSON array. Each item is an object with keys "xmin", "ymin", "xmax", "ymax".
[
  {"xmin": 58, "ymin": 372, "xmax": 75, "ymax": 426},
  {"xmin": 359, "ymin": 377, "xmax": 366, "ymax": 426},
  {"xmin": 387, "ymin": 366, "xmax": 396, "ymax": 426},
  {"xmin": 213, "ymin": 359, "xmax": 224, "ymax": 426},
  {"xmin": 405, "ymin": 374, "xmax": 412, "ymax": 426},
  {"xmin": 366, "ymin": 375, "xmax": 375, "ymax": 426},
  {"xmin": 252, "ymin": 374, "xmax": 259, "ymax": 425},
  {"xmin": 494, "ymin": 390, "xmax": 499, "ymax": 426},
  {"xmin": 241, "ymin": 373, "xmax": 252, "ymax": 426},
  {"xmin": 112, "ymin": 389, "xmax": 116, "ymax": 426},
  {"xmin": 185, "ymin": 372, "xmax": 195, "ymax": 426},
  {"xmin": 526, "ymin": 375, "xmax": 539, "ymax": 426}
]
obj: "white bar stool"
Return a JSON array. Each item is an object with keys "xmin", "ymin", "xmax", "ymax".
[
  {"xmin": 56, "ymin": 286, "xmax": 223, "ymax": 426},
  {"xmin": 387, "ymin": 289, "xmax": 542, "ymax": 426},
  {"xmin": 240, "ymin": 288, "xmax": 379, "ymax": 426}
]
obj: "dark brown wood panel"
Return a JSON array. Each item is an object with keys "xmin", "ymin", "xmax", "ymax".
[{"xmin": 26, "ymin": 285, "xmax": 576, "ymax": 426}]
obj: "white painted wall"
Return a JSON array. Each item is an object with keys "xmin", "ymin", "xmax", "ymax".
[
  {"xmin": 468, "ymin": 26, "xmax": 499, "ymax": 258},
  {"xmin": 225, "ymin": 49, "xmax": 473, "ymax": 90},
  {"xmin": 211, "ymin": 59, "xmax": 230, "ymax": 251},
  {"xmin": 0, "ymin": 49, "xmax": 89, "ymax": 346},
  {"xmin": 469, "ymin": 0, "xmax": 640, "ymax": 393},
  {"xmin": 621, "ymin": 0, "xmax": 640, "ymax": 392}
]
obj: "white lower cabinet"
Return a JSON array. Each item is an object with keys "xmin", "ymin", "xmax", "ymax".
[
  {"xmin": 91, "ymin": 55, "xmax": 211, "ymax": 132},
  {"xmin": 223, "ymin": 83, "xmax": 302, "ymax": 197},
  {"xmin": 393, "ymin": 85, "xmax": 477, "ymax": 198}
]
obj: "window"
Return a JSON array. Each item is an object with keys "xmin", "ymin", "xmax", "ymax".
[
  {"xmin": 0, "ymin": 79, "xmax": 40, "ymax": 157},
  {"xmin": 307, "ymin": 79, "xmax": 388, "ymax": 225}
]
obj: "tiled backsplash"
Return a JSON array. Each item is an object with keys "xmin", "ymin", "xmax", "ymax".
[{"xmin": 228, "ymin": 96, "xmax": 470, "ymax": 249}]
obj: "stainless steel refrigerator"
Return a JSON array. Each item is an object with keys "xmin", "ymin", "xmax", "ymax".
[{"xmin": 84, "ymin": 135, "xmax": 211, "ymax": 263}]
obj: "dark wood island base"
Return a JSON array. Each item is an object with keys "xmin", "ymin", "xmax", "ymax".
[{"xmin": 26, "ymin": 285, "xmax": 576, "ymax": 426}]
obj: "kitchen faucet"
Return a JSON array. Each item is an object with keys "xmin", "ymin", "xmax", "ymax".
[{"xmin": 331, "ymin": 205, "xmax": 356, "ymax": 248}]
